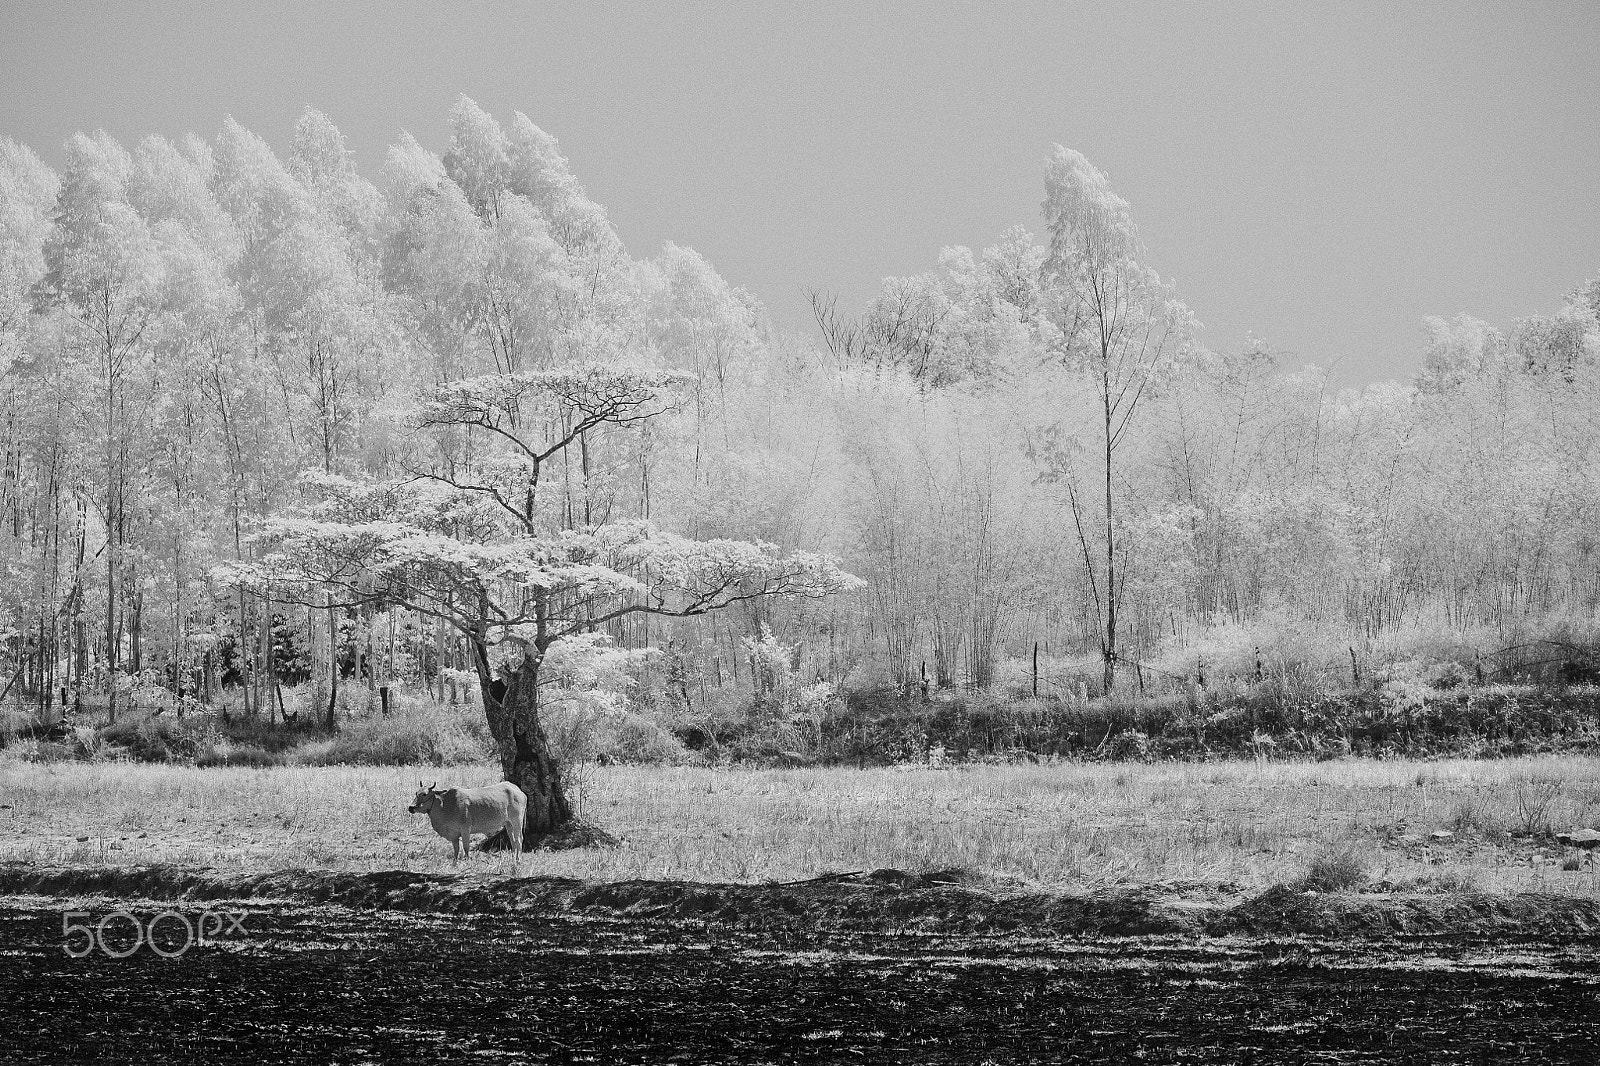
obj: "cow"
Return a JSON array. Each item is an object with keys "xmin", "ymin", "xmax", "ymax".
[{"xmin": 407, "ymin": 781, "xmax": 526, "ymax": 863}]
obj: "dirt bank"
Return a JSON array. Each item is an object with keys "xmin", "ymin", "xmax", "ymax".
[{"xmin": 5, "ymin": 862, "xmax": 1599, "ymax": 941}]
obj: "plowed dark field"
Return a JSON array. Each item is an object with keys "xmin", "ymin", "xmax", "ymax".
[{"xmin": 4, "ymin": 895, "xmax": 1599, "ymax": 1064}]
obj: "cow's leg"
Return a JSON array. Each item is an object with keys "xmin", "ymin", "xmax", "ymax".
[
  {"xmin": 507, "ymin": 819, "xmax": 523, "ymax": 865},
  {"xmin": 451, "ymin": 835, "xmax": 461, "ymax": 863}
]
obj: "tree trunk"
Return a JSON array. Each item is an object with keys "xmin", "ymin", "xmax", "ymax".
[
  {"xmin": 130, "ymin": 585, "xmax": 143, "ymax": 675},
  {"xmin": 1103, "ymin": 354, "xmax": 1117, "ymax": 696},
  {"xmin": 105, "ymin": 537, "xmax": 117, "ymax": 725},
  {"xmin": 261, "ymin": 595, "xmax": 274, "ymax": 726},
  {"xmin": 433, "ymin": 617, "xmax": 447, "ymax": 701},
  {"xmin": 237, "ymin": 589, "xmax": 252, "ymax": 718},
  {"xmin": 474, "ymin": 642, "xmax": 572, "ymax": 838},
  {"xmin": 325, "ymin": 600, "xmax": 339, "ymax": 731}
]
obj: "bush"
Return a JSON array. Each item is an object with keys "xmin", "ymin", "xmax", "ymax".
[
  {"xmin": 1446, "ymin": 795, "xmax": 1504, "ymax": 837},
  {"xmin": 99, "ymin": 715, "xmax": 202, "ymax": 762},
  {"xmin": 994, "ymin": 654, "xmax": 1100, "ymax": 702},
  {"xmin": 0, "ymin": 707, "xmax": 30, "ymax": 746},
  {"xmin": 194, "ymin": 742, "xmax": 287, "ymax": 768},
  {"xmin": 541, "ymin": 698, "xmax": 692, "ymax": 765},
  {"xmin": 1300, "ymin": 844, "xmax": 1369, "ymax": 893},
  {"xmin": 614, "ymin": 715, "xmax": 690, "ymax": 763},
  {"xmin": 1152, "ymin": 609, "xmax": 1352, "ymax": 686},
  {"xmin": 1510, "ymin": 774, "xmax": 1564, "ymax": 835},
  {"xmin": 299, "ymin": 703, "xmax": 492, "ymax": 766},
  {"xmin": 208, "ymin": 714, "xmax": 326, "ymax": 754},
  {"xmin": 1107, "ymin": 729, "xmax": 1151, "ymax": 761}
]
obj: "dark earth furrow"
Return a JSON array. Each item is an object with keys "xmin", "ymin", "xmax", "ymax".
[{"xmin": 4, "ymin": 901, "xmax": 1599, "ymax": 1064}]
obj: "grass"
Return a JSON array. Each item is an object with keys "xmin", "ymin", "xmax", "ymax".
[{"xmin": 1, "ymin": 752, "xmax": 1598, "ymax": 895}]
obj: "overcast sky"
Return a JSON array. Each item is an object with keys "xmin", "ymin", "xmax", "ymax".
[{"xmin": 4, "ymin": 1, "xmax": 1596, "ymax": 384}]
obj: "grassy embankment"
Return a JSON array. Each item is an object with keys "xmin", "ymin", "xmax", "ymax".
[
  {"xmin": 2, "ymin": 753, "xmax": 1596, "ymax": 897},
  {"xmin": 7, "ymin": 677, "xmax": 1600, "ymax": 771}
]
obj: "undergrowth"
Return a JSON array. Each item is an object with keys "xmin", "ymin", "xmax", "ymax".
[{"xmin": 4, "ymin": 678, "xmax": 1599, "ymax": 769}]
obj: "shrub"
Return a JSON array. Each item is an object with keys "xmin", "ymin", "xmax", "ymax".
[
  {"xmin": 195, "ymin": 742, "xmax": 287, "ymax": 768},
  {"xmin": 1447, "ymin": 795, "xmax": 1504, "ymax": 837},
  {"xmin": 1107, "ymin": 729, "xmax": 1151, "ymax": 762},
  {"xmin": 300, "ymin": 703, "xmax": 492, "ymax": 766},
  {"xmin": 1510, "ymin": 774, "xmax": 1564, "ymax": 835},
  {"xmin": 99, "ymin": 715, "xmax": 202, "ymax": 762},
  {"xmin": 1152, "ymin": 609, "xmax": 1351, "ymax": 687},
  {"xmin": 71, "ymin": 724, "xmax": 110, "ymax": 761},
  {"xmin": 994, "ymin": 653, "xmax": 1099, "ymax": 702},
  {"xmin": 1300, "ymin": 843, "xmax": 1369, "ymax": 892},
  {"xmin": 542, "ymin": 697, "xmax": 692, "ymax": 765},
  {"xmin": 0, "ymin": 707, "xmax": 31, "ymax": 746},
  {"xmin": 212, "ymin": 715, "xmax": 326, "ymax": 753},
  {"xmin": 614, "ymin": 715, "xmax": 690, "ymax": 764}
]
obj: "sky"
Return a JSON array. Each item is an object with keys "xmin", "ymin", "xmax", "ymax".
[{"xmin": 3, "ymin": 1, "xmax": 1597, "ymax": 385}]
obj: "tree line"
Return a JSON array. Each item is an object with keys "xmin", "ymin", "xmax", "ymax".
[{"xmin": 2, "ymin": 98, "xmax": 1598, "ymax": 744}]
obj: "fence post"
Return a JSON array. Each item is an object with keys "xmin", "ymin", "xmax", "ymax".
[
  {"xmin": 1349, "ymin": 646, "xmax": 1361, "ymax": 685},
  {"xmin": 1032, "ymin": 642, "xmax": 1039, "ymax": 699}
]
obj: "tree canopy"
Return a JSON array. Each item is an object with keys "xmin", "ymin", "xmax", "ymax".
[{"xmin": 0, "ymin": 98, "xmax": 1597, "ymax": 792}]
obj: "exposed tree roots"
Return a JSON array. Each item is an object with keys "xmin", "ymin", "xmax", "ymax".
[{"xmin": 479, "ymin": 820, "xmax": 623, "ymax": 853}]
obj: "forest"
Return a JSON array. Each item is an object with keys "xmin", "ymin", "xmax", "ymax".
[{"xmin": 2, "ymin": 97, "xmax": 1599, "ymax": 767}]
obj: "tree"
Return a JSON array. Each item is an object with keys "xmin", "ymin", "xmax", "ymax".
[
  {"xmin": 1, "ymin": 139, "xmax": 58, "ymax": 367},
  {"xmin": 1415, "ymin": 314, "xmax": 1509, "ymax": 395},
  {"xmin": 37, "ymin": 131, "xmax": 173, "ymax": 721},
  {"xmin": 1034, "ymin": 147, "xmax": 1192, "ymax": 693},
  {"xmin": 227, "ymin": 365, "xmax": 858, "ymax": 841},
  {"xmin": 1514, "ymin": 305, "xmax": 1597, "ymax": 381}
]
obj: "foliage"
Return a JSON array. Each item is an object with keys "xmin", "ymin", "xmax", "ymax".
[
  {"xmin": 1, "ymin": 100, "xmax": 1598, "ymax": 745},
  {"xmin": 301, "ymin": 702, "xmax": 493, "ymax": 767},
  {"xmin": 1300, "ymin": 844, "xmax": 1369, "ymax": 893}
]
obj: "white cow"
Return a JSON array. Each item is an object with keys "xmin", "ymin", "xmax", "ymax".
[{"xmin": 407, "ymin": 781, "xmax": 526, "ymax": 863}]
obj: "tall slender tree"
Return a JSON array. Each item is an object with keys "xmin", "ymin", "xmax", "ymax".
[{"xmin": 1035, "ymin": 147, "xmax": 1192, "ymax": 692}]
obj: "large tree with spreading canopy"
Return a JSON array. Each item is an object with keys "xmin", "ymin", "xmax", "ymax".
[{"xmin": 224, "ymin": 363, "xmax": 859, "ymax": 842}]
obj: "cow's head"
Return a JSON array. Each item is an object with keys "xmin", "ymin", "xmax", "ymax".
[{"xmin": 407, "ymin": 782, "xmax": 442, "ymax": 814}]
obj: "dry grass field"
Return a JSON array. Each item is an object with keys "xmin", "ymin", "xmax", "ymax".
[{"xmin": 2, "ymin": 753, "xmax": 1598, "ymax": 896}]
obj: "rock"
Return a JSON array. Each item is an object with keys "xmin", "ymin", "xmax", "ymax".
[
  {"xmin": 1564, "ymin": 829, "xmax": 1600, "ymax": 849},
  {"xmin": 1429, "ymin": 830, "xmax": 1454, "ymax": 842},
  {"xmin": 75, "ymin": 836, "xmax": 89, "ymax": 843},
  {"xmin": 109, "ymin": 843, "xmax": 122, "ymax": 850}
]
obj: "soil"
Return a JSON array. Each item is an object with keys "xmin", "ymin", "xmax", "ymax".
[{"xmin": 3, "ymin": 868, "xmax": 1600, "ymax": 1063}]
